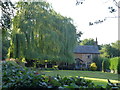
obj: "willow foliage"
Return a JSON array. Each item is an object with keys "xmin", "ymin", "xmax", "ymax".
[{"xmin": 8, "ymin": 1, "xmax": 77, "ymax": 63}]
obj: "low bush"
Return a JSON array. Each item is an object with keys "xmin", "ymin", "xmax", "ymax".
[
  {"xmin": 52, "ymin": 65, "xmax": 58, "ymax": 70},
  {"xmin": 90, "ymin": 63, "xmax": 97, "ymax": 71},
  {"xmin": 2, "ymin": 61, "xmax": 103, "ymax": 89},
  {"xmin": 2, "ymin": 61, "xmax": 120, "ymax": 89}
]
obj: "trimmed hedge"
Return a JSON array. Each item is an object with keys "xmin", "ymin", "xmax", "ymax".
[
  {"xmin": 92, "ymin": 57, "xmax": 103, "ymax": 71},
  {"xmin": 109, "ymin": 57, "xmax": 120, "ymax": 73},
  {"xmin": 118, "ymin": 58, "xmax": 120, "ymax": 74},
  {"xmin": 102, "ymin": 58, "xmax": 110, "ymax": 72}
]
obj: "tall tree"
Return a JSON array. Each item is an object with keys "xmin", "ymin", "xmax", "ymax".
[
  {"xmin": 80, "ymin": 38, "xmax": 96, "ymax": 45},
  {"xmin": 100, "ymin": 41, "xmax": 120, "ymax": 58},
  {"xmin": 76, "ymin": 31, "xmax": 83, "ymax": 43},
  {"xmin": 0, "ymin": 0, "xmax": 15, "ymax": 31},
  {"xmin": 100, "ymin": 44, "xmax": 111, "ymax": 58},
  {"xmin": 111, "ymin": 40, "xmax": 120, "ymax": 50},
  {"xmin": 0, "ymin": 0, "xmax": 16, "ymax": 59},
  {"xmin": 8, "ymin": 1, "xmax": 77, "ymax": 64}
]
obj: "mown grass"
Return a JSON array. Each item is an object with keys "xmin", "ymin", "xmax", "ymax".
[{"xmin": 39, "ymin": 70, "xmax": 120, "ymax": 88}]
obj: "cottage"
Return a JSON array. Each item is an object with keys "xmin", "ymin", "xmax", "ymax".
[{"xmin": 73, "ymin": 45, "xmax": 100, "ymax": 69}]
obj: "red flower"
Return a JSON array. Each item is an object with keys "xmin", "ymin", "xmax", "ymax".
[{"xmin": 35, "ymin": 72, "xmax": 39, "ymax": 75}]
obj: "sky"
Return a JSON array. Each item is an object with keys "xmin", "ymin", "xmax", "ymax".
[
  {"xmin": 46, "ymin": 0, "xmax": 119, "ymax": 45},
  {"xmin": 2, "ymin": 0, "xmax": 119, "ymax": 45}
]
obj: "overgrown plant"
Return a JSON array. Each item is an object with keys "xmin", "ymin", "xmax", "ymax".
[
  {"xmin": 2, "ymin": 61, "xmax": 104, "ymax": 89},
  {"xmin": 3, "ymin": 61, "xmax": 120, "ymax": 89}
]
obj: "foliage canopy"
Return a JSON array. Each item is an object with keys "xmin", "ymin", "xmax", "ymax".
[
  {"xmin": 8, "ymin": 1, "xmax": 77, "ymax": 64},
  {"xmin": 80, "ymin": 38, "xmax": 96, "ymax": 45},
  {"xmin": 100, "ymin": 41, "xmax": 120, "ymax": 58}
]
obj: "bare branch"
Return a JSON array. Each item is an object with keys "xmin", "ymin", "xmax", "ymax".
[{"xmin": 113, "ymin": 0, "xmax": 120, "ymax": 8}]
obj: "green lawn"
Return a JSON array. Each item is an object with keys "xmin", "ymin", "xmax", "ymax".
[{"xmin": 39, "ymin": 70, "xmax": 120, "ymax": 88}]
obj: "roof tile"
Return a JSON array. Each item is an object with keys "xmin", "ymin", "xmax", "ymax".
[{"xmin": 73, "ymin": 45, "xmax": 100, "ymax": 54}]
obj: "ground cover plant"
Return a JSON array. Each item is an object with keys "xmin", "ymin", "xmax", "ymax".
[
  {"xmin": 2, "ymin": 61, "xmax": 103, "ymax": 89},
  {"xmin": 2, "ymin": 61, "xmax": 120, "ymax": 89},
  {"xmin": 41, "ymin": 70, "xmax": 120, "ymax": 88}
]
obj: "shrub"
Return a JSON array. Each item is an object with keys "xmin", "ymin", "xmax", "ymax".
[
  {"xmin": 102, "ymin": 58, "xmax": 110, "ymax": 72},
  {"xmin": 92, "ymin": 57, "xmax": 103, "ymax": 71},
  {"xmin": 2, "ymin": 61, "xmax": 105, "ymax": 89},
  {"xmin": 3, "ymin": 61, "xmax": 119, "ymax": 89},
  {"xmin": 90, "ymin": 63, "xmax": 97, "ymax": 71},
  {"xmin": 52, "ymin": 65, "xmax": 58, "ymax": 70},
  {"xmin": 109, "ymin": 57, "xmax": 120, "ymax": 73},
  {"xmin": 2, "ymin": 61, "xmax": 45, "ymax": 88},
  {"xmin": 117, "ymin": 58, "xmax": 120, "ymax": 74}
]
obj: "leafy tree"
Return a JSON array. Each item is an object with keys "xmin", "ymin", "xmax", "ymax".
[
  {"xmin": 100, "ymin": 44, "xmax": 112, "ymax": 58},
  {"xmin": 111, "ymin": 40, "xmax": 120, "ymax": 51},
  {"xmin": 76, "ymin": 31, "xmax": 83, "ymax": 43},
  {"xmin": 0, "ymin": 0, "xmax": 16, "ymax": 60},
  {"xmin": 80, "ymin": 38, "xmax": 96, "ymax": 45},
  {"xmin": 2, "ymin": 34, "xmax": 10, "ymax": 60},
  {"xmin": 100, "ymin": 41, "xmax": 120, "ymax": 58},
  {"xmin": 8, "ymin": 1, "xmax": 77, "ymax": 65},
  {"xmin": 0, "ymin": 0, "xmax": 15, "ymax": 31},
  {"xmin": 111, "ymin": 40, "xmax": 120, "ymax": 57}
]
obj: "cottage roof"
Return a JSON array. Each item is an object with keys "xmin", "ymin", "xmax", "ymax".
[{"xmin": 73, "ymin": 45, "xmax": 100, "ymax": 54}]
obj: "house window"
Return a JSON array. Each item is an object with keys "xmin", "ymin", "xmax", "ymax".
[{"xmin": 87, "ymin": 55, "xmax": 91, "ymax": 59}]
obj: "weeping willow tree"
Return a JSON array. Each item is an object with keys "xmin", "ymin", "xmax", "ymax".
[{"xmin": 8, "ymin": 1, "xmax": 77, "ymax": 64}]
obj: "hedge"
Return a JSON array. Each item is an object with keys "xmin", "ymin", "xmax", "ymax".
[{"xmin": 109, "ymin": 57, "xmax": 120, "ymax": 73}]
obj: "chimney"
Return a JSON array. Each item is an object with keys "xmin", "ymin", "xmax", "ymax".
[{"xmin": 95, "ymin": 37, "xmax": 98, "ymax": 45}]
